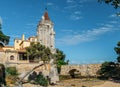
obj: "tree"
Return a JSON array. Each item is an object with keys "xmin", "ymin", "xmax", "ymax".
[
  {"xmin": 114, "ymin": 41, "xmax": 120, "ymax": 63},
  {"xmin": 26, "ymin": 42, "xmax": 52, "ymax": 63},
  {"xmin": 54, "ymin": 49, "xmax": 68, "ymax": 74},
  {"xmin": 97, "ymin": 62, "xmax": 117, "ymax": 79},
  {"xmin": 98, "ymin": 0, "xmax": 120, "ymax": 9},
  {"xmin": 0, "ymin": 23, "xmax": 10, "ymax": 46},
  {"xmin": 97, "ymin": 41, "xmax": 120, "ymax": 80}
]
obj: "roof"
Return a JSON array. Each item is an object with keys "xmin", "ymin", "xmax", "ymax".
[
  {"xmin": 28, "ymin": 36, "xmax": 37, "ymax": 39},
  {"xmin": 18, "ymin": 48, "xmax": 26, "ymax": 53},
  {"xmin": 44, "ymin": 11, "xmax": 50, "ymax": 20},
  {"xmin": 4, "ymin": 46, "xmax": 14, "ymax": 48}
]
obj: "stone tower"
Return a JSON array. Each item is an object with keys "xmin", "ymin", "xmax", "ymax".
[{"xmin": 37, "ymin": 10, "xmax": 55, "ymax": 53}]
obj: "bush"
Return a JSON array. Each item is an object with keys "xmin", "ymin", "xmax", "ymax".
[
  {"xmin": 6, "ymin": 67, "xmax": 18, "ymax": 76},
  {"xmin": 28, "ymin": 72, "xmax": 48, "ymax": 87},
  {"xmin": 97, "ymin": 62, "xmax": 120, "ymax": 80}
]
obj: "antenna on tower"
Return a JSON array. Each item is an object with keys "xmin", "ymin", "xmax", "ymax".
[{"xmin": 44, "ymin": 0, "xmax": 48, "ymax": 11}]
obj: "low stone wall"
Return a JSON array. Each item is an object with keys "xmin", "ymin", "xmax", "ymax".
[
  {"xmin": 6, "ymin": 63, "xmax": 51, "ymax": 81},
  {"xmin": 60, "ymin": 64, "xmax": 101, "ymax": 76}
]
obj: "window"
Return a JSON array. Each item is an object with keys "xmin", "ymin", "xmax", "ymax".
[
  {"xmin": 10, "ymin": 55, "xmax": 14, "ymax": 60},
  {"xmin": 47, "ymin": 25, "xmax": 49, "ymax": 28},
  {"xmin": 16, "ymin": 40, "xmax": 19, "ymax": 43},
  {"xmin": 19, "ymin": 53, "xmax": 27, "ymax": 60}
]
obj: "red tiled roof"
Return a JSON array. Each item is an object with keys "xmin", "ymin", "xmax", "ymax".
[
  {"xmin": 4, "ymin": 46, "xmax": 14, "ymax": 48},
  {"xmin": 44, "ymin": 11, "xmax": 50, "ymax": 20},
  {"xmin": 18, "ymin": 48, "xmax": 26, "ymax": 53}
]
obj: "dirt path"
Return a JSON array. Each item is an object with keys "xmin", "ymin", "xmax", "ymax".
[
  {"xmin": 23, "ymin": 79, "xmax": 120, "ymax": 87},
  {"xmin": 51, "ymin": 79, "xmax": 105, "ymax": 87},
  {"xmin": 92, "ymin": 81, "xmax": 120, "ymax": 87}
]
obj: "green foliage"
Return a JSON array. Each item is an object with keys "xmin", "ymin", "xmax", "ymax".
[
  {"xmin": 28, "ymin": 72, "xmax": 48, "ymax": 87},
  {"xmin": 97, "ymin": 41, "xmax": 120, "ymax": 80},
  {"xmin": 26, "ymin": 42, "xmax": 52, "ymax": 63},
  {"xmin": 34, "ymin": 73, "xmax": 48, "ymax": 87},
  {"xmin": 98, "ymin": 0, "xmax": 120, "ymax": 9},
  {"xmin": 97, "ymin": 62, "xmax": 117, "ymax": 79},
  {"xmin": 0, "ymin": 30, "xmax": 10, "ymax": 46},
  {"xmin": 114, "ymin": 41, "xmax": 120, "ymax": 62},
  {"xmin": 54, "ymin": 49, "xmax": 68, "ymax": 74},
  {"xmin": 6, "ymin": 67, "xmax": 18, "ymax": 76}
]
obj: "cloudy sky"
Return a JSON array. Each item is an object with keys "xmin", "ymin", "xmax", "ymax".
[{"xmin": 0, "ymin": 0, "xmax": 120, "ymax": 64}]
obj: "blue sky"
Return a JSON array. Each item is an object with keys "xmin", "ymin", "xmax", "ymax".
[{"xmin": 0, "ymin": 0, "xmax": 120, "ymax": 64}]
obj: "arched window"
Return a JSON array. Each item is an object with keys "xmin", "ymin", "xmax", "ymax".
[{"xmin": 10, "ymin": 55, "xmax": 14, "ymax": 60}]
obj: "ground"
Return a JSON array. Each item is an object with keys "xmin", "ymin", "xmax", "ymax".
[
  {"xmin": 7, "ymin": 78, "xmax": 120, "ymax": 87},
  {"xmin": 23, "ymin": 78, "xmax": 105, "ymax": 87}
]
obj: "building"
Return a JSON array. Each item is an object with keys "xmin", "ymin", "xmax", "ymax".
[
  {"xmin": 37, "ymin": 10, "xmax": 55, "ymax": 53},
  {"xmin": 0, "ymin": 10, "xmax": 59, "ymax": 83},
  {"xmin": 0, "ymin": 10, "xmax": 56, "ymax": 64}
]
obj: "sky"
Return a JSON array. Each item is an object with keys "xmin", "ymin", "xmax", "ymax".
[{"xmin": 0, "ymin": 0, "xmax": 120, "ymax": 64}]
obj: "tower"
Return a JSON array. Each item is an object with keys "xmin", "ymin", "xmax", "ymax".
[{"xmin": 37, "ymin": 10, "xmax": 55, "ymax": 53}]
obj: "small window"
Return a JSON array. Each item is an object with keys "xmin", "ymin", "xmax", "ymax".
[
  {"xmin": 16, "ymin": 40, "xmax": 19, "ymax": 43},
  {"xmin": 47, "ymin": 25, "xmax": 49, "ymax": 28},
  {"xmin": 10, "ymin": 55, "xmax": 14, "ymax": 60}
]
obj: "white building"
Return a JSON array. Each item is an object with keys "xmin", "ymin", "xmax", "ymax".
[{"xmin": 0, "ymin": 10, "xmax": 56, "ymax": 64}]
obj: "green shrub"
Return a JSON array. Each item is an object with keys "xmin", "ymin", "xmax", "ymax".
[
  {"xmin": 29, "ymin": 72, "xmax": 48, "ymax": 87},
  {"xmin": 6, "ymin": 67, "xmax": 18, "ymax": 76},
  {"xmin": 59, "ymin": 75, "xmax": 71, "ymax": 80},
  {"xmin": 35, "ymin": 74, "xmax": 48, "ymax": 87}
]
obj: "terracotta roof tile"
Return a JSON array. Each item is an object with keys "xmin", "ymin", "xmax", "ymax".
[
  {"xmin": 44, "ymin": 11, "xmax": 50, "ymax": 20},
  {"xmin": 4, "ymin": 46, "xmax": 14, "ymax": 48}
]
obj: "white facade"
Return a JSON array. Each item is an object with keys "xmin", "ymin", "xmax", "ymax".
[{"xmin": 37, "ymin": 11, "xmax": 55, "ymax": 53}]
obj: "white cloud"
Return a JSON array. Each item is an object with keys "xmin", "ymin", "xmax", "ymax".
[
  {"xmin": 74, "ymin": 11, "xmax": 81, "ymax": 14},
  {"xmin": 47, "ymin": 2, "xmax": 54, "ymax": 6},
  {"xmin": 66, "ymin": 0, "xmax": 75, "ymax": 3},
  {"xmin": 64, "ymin": 5, "xmax": 78, "ymax": 9},
  {"xmin": 70, "ymin": 11, "xmax": 83, "ymax": 20},
  {"xmin": 109, "ymin": 14, "xmax": 117, "ymax": 18},
  {"xmin": 109, "ymin": 21, "xmax": 117, "ymax": 24},
  {"xmin": 57, "ymin": 23, "xmax": 119, "ymax": 46},
  {"xmin": 79, "ymin": 0, "xmax": 88, "ymax": 3},
  {"xmin": 70, "ymin": 15, "xmax": 83, "ymax": 20}
]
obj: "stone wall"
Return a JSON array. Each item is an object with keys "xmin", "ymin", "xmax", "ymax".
[
  {"xmin": 0, "ymin": 52, "xmax": 5, "ymax": 64},
  {"xmin": 6, "ymin": 62, "xmax": 51, "ymax": 80},
  {"xmin": 60, "ymin": 64, "xmax": 101, "ymax": 76}
]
